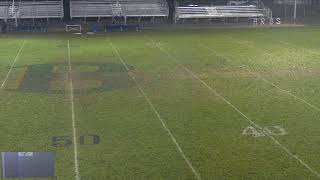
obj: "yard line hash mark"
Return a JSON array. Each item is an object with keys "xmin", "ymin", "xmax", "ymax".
[
  {"xmin": 108, "ymin": 39, "xmax": 202, "ymax": 180},
  {"xmin": 1, "ymin": 40, "xmax": 26, "ymax": 89},
  {"xmin": 200, "ymin": 43, "xmax": 320, "ymax": 114},
  {"xmin": 67, "ymin": 40, "xmax": 80, "ymax": 180},
  {"xmin": 150, "ymin": 39, "xmax": 320, "ymax": 178}
]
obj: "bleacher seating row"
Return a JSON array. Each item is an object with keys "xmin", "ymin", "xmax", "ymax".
[
  {"xmin": 274, "ymin": 0, "xmax": 314, "ymax": 5},
  {"xmin": 0, "ymin": 2, "xmax": 8, "ymax": 19},
  {"xmin": 0, "ymin": 0, "xmax": 270, "ymax": 22},
  {"xmin": 70, "ymin": 0, "xmax": 169, "ymax": 18},
  {"xmin": 0, "ymin": 1, "xmax": 63, "ymax": 19},
  {"xmin": 175, "ymin": 6, "xmax": 266, "ymax": 20},
  {"xmin": 18, "ymin": 1, "xmax": 63, "ymax": 19}
]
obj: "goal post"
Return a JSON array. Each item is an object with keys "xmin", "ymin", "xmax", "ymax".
[{"xmin": 66, "ymin": 25, "xmax": 82, "ymax": 33}]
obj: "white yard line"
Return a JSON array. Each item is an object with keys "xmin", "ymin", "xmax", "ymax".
[
  {"xmin": 200, "ymin": 43, "xmax": 320, "ymax": 113},
  {"xmin": 246, "ymin": 65, "xmax": 320, "ymax": 112},
  {"xmin": 67, "ymin": 40, "xmax": 80, "ymax": 180},
  {"xmin": 108, "ymin": 39, "xmax": 202, "ymax": 180},
  {"xmin": 1, "ymin": 40, "xmax": 26, "ymax": 89},
  {"xmin": 223, "ymin": 34, "xmax": 320, "ymax": 56},
  {"xmin": 150, "ymin": 39, "xmax": 320, "ymax": 178},
  {"xmin": 277, "ymin": 40, "xmax": 320, "ymax": 56}
]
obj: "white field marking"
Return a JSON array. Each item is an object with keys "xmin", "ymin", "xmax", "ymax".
[
  {"xmin": 242, "ymin": 126, "xmax": 287, "ymax": 138},
  {"xmin": 245, "ymin": 63, "xmax": 320, "ymax": 112},
  {"xmin": 150, "ymin": 39, "xmax": 320, "ymax": 178},
  {"xmin": 1, "ymin": 152, "xmax": 5, "ymax": 178},
  {"xmin": 226, "ymin": 35, "xmax": 320, "ymax": 56},
  {"xmin": 278, "ymin": 40, "xmax": 320, "ymax": 56},
  {"xmin": 222, "ymin": 35, "xmax": 320, "ymax": 56},
  {"xmin": 108, "ymin": 39, "xmax": 202, "ymax": 180},
  {"xmin": 221, "ymin": 34, "xmax": 255, "ymax": 46},
  {"xmin": 67, "ymin": 40, "xmax": 80, "ymax": 180},
  {"xmin": 199, "ymin": 44, "xmax": 233, "ymax": 62},
  {"xmin": 264, "ymin": 126, "xmax": 287, "ymax": 136},
  {"xmin": 1, "ymin": 40, "xmax": 26, "ymax": 89},
  {"xmin": 242, "ymin": 126, "xmax": 265, "ymax": 137},
  {"xmin": 200, "ymin": 43, "xmax": 320, "ymax": 113}
]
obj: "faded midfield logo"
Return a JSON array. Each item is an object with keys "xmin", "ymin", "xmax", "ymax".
[{"xmin": 6, "ymin": 63, "xmax": 143, "ymax": 94}]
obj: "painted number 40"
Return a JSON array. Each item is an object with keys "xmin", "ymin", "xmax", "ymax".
[{"xmin": 242, "ymin": 126, "xmax": 286, "ymax": 137}]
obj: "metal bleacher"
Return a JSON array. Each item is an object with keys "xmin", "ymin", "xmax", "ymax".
[
  {"xmin": 0, "ymin": 0, "xmax": 63, "ymax": 20},
  {"xmin": 70, "ymin": 0, "xmax": 169, "ymax": 18},
  {"xmin": 274, "ymin": 0, "xmax": 314, "ymax": 5},
  {"xmin": 175, "ymin": 5, "xmax": 270, "ymax": 22},
  {"xmin": 0, "ymin": 2, "xmax": 10, "ymax": 19}
]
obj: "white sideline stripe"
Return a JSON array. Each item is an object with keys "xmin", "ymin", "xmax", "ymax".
[
  {"xmin": 67, "ymin": 40, "xmax": 80, "ymax": 180},
  {"xmin": 1, "ymin": 152, "xmax": 5, "ymax": 178},
  {"xmin": 108, "ymin": 39, "xmax": 202, "ymax": 180},
  {"xmin": 200, "ymin": 43, "xmax": 320, "ymax": 115},
  {"xmin": 151, "ymin": 40, "xmax": 320, "ymax": 178},
  {"xmin": 1, "ymin": 40, "xmax": 26, "ymax": 89}
]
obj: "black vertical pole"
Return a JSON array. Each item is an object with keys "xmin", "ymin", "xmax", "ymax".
[
  {"xmin": 63, "ymin": 0, "xmax": 70, "ymax": 22},
  {"xmin": 167, "ymin": 0, "xmax": 175, "ymax": 24}
]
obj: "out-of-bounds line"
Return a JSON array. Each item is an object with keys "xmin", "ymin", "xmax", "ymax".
[
  {"xmin": 1, "ymin": 40, "xmax": 26, "ymax": 89},
  {"xmin": 200, "ymin": 43, "xmax": 320, "ymax": 114},
  {"xmin": 151, "ymin": 40, "xmax": 320, "ymax": 178},
  {"xmin": 67, "ymin": 40, "xmax": 80, "ymax": 180},
  {"xmin": 108, "ymin": 38, "xmax": 202, "ymax": 180}
]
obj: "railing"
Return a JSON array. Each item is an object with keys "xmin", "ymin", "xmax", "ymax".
[
  {"xmin": 175, "ymin": 5, "xmax": 269, "ymax": 20},
  {"xmin": 70, "ymin": 0, "xmax": 168, "ymax": 18}
]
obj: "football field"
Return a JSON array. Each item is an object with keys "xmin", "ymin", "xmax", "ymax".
[{"xmin": 1, "ymin": 26, "xmax": 320, "ymax": 179}]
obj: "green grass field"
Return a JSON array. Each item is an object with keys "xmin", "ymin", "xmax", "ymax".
[{"xmin": 1, "ymin": 26, "xmax": 320, "ymax": 180}]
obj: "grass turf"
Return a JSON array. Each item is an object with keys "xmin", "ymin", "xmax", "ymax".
[{"xmin": 0, "ymin": 26, "xmax": 320, "ymax": 179}]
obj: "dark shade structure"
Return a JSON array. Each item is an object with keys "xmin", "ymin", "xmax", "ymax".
[{"xmin": 0, "ymin": 152, "xmax": 54, "ymax": 178}]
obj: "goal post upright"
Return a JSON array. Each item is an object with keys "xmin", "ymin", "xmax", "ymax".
[{"xmin": 66, "ymin": 25, "xmax": 82, "ymax": 33}]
